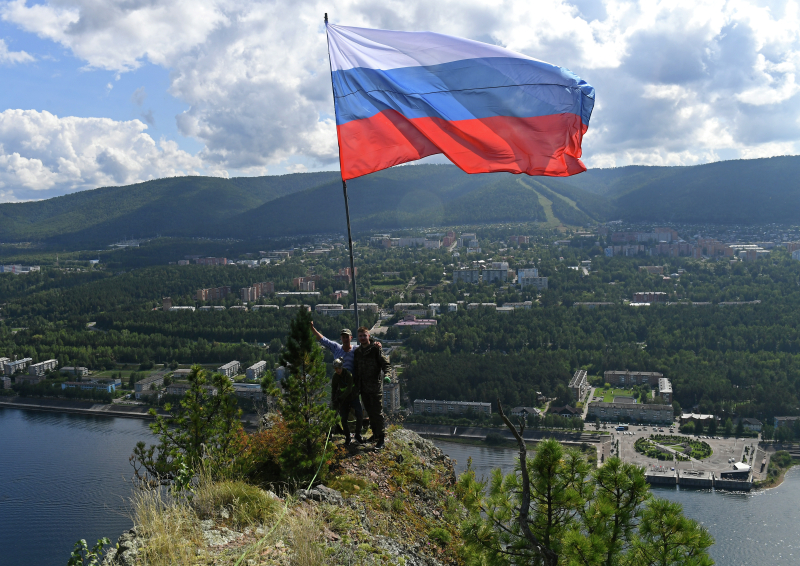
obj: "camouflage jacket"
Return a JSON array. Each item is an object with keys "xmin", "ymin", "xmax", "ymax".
[
  {"xmin": 331, "ymin": 368, "xmax": 358, "ymax": 406},
  {"xmin": 353, "ymin": 342, "xmax": 390, "ymax": 394}
]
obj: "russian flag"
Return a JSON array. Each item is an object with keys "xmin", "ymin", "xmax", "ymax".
[{"xmin": 326, "ymin": 23, "xmax": 595, "ymax": 181}]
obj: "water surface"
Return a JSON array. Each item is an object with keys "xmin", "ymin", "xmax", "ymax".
[
  {"xmin": 0, "ymin": 408, "xmax": 153, "ymax": 566},
  {"xmin": 433, "ymin": 439, "xmax": 800, "ymax": 566}
]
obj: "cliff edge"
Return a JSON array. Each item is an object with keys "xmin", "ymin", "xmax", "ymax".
[{"xmin": 103, "ymin": 427, "xmax": 464, "ymax": 566}]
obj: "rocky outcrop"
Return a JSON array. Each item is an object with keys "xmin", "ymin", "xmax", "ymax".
[{"xmin": 103, "ymin": 427, "xmax": 461, "ymax": 566}]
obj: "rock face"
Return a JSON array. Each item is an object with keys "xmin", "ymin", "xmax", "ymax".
[
  {"xmin": 103, "ymin": 427, "xmax": 460, "ymax": 566},
  {"xmin": 295, "ymin": 484, "xmax": 344, "ymax": 505}
]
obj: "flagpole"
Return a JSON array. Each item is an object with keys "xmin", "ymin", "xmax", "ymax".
[{"xmin": 325, "ymin": 13, "xmax": 360, "ymax": 331}]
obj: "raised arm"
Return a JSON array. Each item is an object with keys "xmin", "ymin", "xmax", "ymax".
[{"xmin": 309, "ymin": 320, "xmax": 324, "ymax": 341}]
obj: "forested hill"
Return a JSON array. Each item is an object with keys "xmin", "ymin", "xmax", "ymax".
[
  {"xmin": 557, "ymin": 155, "xmax": 800, "ymax": 223},
  {"xmin": 3, "ymin": 155, "xmax": 800, "ymax": 245},
  {"xmin": 0, "ymin": 172, "xmax": 340, "ymax": 245}
]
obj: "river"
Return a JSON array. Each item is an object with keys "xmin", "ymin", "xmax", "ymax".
[
  {"xmin": 0, "ymin": 407, "xmax": 153, "ymax": 566},
  {"xmin": 432, "ymin": 439, "xmax": 800, "ymax": 566},
  {"xmin": 2, "ymin": 408, "xmax": 799, "ymax": 565}
]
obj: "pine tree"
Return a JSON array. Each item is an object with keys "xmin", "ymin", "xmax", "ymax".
[
  {"xmin": 264, "ymin": 308, "xmax": 338, "ymax": 483},
  {"xmin": 130, "ymin": 365, "xmax": 242, "ymax": 485}
]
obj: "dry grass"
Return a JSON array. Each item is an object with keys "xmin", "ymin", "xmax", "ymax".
[
  {"xmin": 289, "ymin": 508, "xmax": 325, "ymax": 566},
  {"xmin": 131, "ymin": 487, "xmax": 202, "ymax": 566}
]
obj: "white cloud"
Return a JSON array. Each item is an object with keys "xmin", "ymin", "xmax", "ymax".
[
  {"xmin": 3, "ymin": 0, "xmax": 800, "ymax": 183},
  {"xmin": 0, "ymin": 38, "xmax": 34, "ymax": 64},
  {"xmin": 0, "ymin": 109, "xmax": 209, "ymax": 202}
]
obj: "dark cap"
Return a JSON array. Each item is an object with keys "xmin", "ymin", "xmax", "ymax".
[
  {"xmin": 340, "ymin": 328, "xmax": 352, "ymax": 337},
  {"xmin": 333, "ymin": 358, "xmax": 343, "ymax": 369}
]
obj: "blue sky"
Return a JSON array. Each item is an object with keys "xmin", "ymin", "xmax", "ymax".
[{"xmin": 2, "ymin": 0, "xmax": 800, "ymax": 202}]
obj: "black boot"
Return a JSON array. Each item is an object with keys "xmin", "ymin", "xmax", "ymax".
[{"xmin": 375, "ymin": 435, "xmax": 385, "ymax": 450}]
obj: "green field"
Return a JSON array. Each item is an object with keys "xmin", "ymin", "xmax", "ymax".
[{"xmin": 600, "ymin": 388, "xmax": 637, "ymax": 403}]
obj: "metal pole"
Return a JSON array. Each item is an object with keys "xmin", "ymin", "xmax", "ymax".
[
  {"xmin": 325, "ymin": 13, "xmax": 360, "ymax": 330},
  {"xmin": 342, "ymin": 180, "xmax": 360, "ymax": 330}
]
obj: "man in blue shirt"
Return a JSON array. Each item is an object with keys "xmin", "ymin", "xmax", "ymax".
[{"xmin": 310, "ymin": 322, "xmax": 357, "ymax": 372}]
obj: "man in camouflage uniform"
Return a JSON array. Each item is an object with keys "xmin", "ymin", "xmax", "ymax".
[{"xmin": 353, "ymin": 326, "xmax": 390, "ymax": 449}]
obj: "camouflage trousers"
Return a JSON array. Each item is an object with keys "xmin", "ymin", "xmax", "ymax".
[{"xmin": 361, "ymin": 391, "xmax": 385, "ymax": 438}]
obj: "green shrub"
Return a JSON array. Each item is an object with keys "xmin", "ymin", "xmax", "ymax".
[{"xmin": 429, "ymin": 527, "xmax": 452, "ymax": 546}]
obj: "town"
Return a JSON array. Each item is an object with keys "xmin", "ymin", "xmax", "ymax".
[{"xmin": 3, "ymin": 220, "xmax": 800, "ymax": 493}]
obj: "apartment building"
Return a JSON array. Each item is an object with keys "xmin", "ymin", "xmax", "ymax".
[
  {"xmin": 246, "ymin": 361, "xmax": 267, "ymax": 381},
  {"xmin": 453, "ymin": 269, "xmax": 480, "ymax": 284},
  {"xmin": 196, "ymin": 286, "xmax": 232, "ymax": 301},
  {"xmin": 393, "ymin": 303, "xmax": 427, "ymax": 316},
  {"xmin": 218, "ymin": 361, "xmax": 241, "ymax": 379},
  {"xmin": 467, "ymin": 303, "xmax": 497, "ymax": 310},
  {"xmin": 586, "ymin": 402, "xmax": 673, "ymax": 424},
  {"xmin": 633, "ymin": 292, "xmax": 668, "ymax": 303},
  {"xmin": 239, "ymin": 281, "xmax": 275, "ymax": 303},
  {"xmin": 3, "ymin": 358, "xmax": 32, "ymax": 376},
  {"xmin": 657, "ymin": 378, "xmax": 673, "ymax": 403},
  {"xmin": 518, "ymin": 267, "xmax": 548, "ymax": 290},
  {"xmin": 413, "ymin": 399, "xmax": 491, "ymax": 415},
  {"xmin": 62, "ymin": 366, "xmax": 89, "ymax": 378},
  {"xmin": 135, "ymin": 374, "xmax": 165, "ymax": 399},
  {"xmin": 383, "ymin": 381, "xmax": 401, "ymax": 413},
  {"xmin": 233, "ymin": 383, "xmax": 263, "ymax": 400},
  {"xmin": 28, "ymin": 359, "xmax": 58, "ymax": 377},
  {"xmin": 569, "ymin": 370, "xmax": 589, "ymax": 401},
  {"xmin": 482, "ymin": 269, "xmax": 507, "ymax": 283},
  {"xmin": 604, "ymin": 370, "xmax": 664, "ymax": 386},
  {"xmin": 196, "ymin": 257, "xmax": 227, "ymax": 266}
]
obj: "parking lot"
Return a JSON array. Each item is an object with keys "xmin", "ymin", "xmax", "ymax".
[{"xmin": 607, "ymin": 425, "xmax": 765, "ymax": 476}]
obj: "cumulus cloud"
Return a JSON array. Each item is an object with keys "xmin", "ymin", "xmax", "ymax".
[
  {"xmin": 2, "ymin": 0, "xmax": 800, "ymax": 183},
  {"xmin": 0, "ymin": 38, "xmax": 34, "ymax": 64},
  {"xmin": 0, "ymin": 109, "xmax": 208, "ymax": 202}
]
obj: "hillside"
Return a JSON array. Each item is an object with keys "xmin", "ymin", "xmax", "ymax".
[
  {"xmin": 222, "ymin": 166, "xmax": 560, "ymax": 237},
  {"xmin": 0, "ymin": 172, "xmax": 339, "ymax": 245},
  {"xmin": 612, "ymin": 156, "xmax": 800, "ymax": 224},
  {"xmin": 4, "ymin": 155, "xmax": 800, "ymax": 245}
]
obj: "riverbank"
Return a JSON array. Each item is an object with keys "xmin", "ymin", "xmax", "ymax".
[
  {"xmin": 0, "ymin": 397, "xmax": 260, "ymax": 427},
  {"xmin": 0, "ymin": 397, "xmax": 159, "ymax": 419}
]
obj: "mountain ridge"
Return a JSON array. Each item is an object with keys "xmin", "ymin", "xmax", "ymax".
[{"xmin": 2, "ymin": 155, "xmax": 800, "ymax": 245}]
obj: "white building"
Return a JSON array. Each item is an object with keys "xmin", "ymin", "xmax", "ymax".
[
  {"xmin": 28, "ymin": 359, "xmax": 58, "ymax": 377},
  {"xmin": 568, "ymin": 369, "xmax": 589, "ymax": 401},
  {"xmin": 62, "ymin": 366, "xmax": 89, "ymax": 378},
  {"xmin": 218, "ymin": 361, "xmax": 241, "ymax": 379},
  {"xmin": 3, "ymin": 358, "xmax": 32, "ymax": 376},
  {"xmin": 246, "ymin": 360, "xmax": 267, "ymax": 381},
  {"xmin": 518, "ymin": 268, "xmax": 548, "ymax": 290}
]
